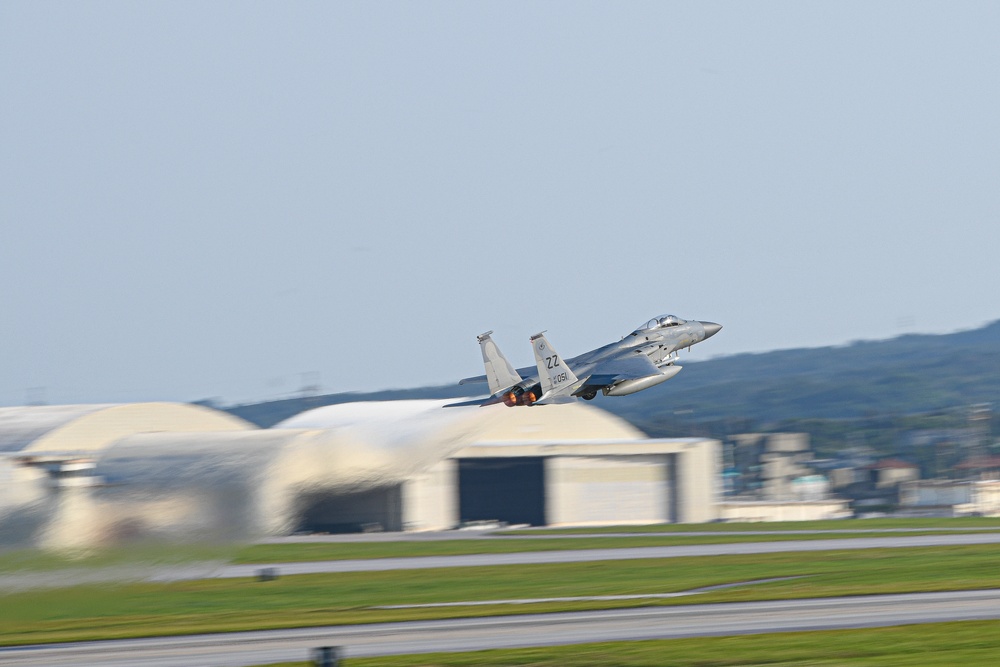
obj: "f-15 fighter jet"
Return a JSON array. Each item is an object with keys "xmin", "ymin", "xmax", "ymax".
[{"xmin": 453, "ymin": 315, "xmax": 722, "ymax": 407}]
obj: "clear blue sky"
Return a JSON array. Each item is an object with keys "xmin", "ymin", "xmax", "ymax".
[{"xmin": 2, "ymin": 2, "xmax": 998, "ymax": 406}]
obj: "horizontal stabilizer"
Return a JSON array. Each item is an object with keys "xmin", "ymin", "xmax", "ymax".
[{"xmin": 443, "ymin": 395, "xmax": 503, "ymax": 408}]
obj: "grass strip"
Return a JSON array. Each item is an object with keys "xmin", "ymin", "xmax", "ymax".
[
  {"xmin": 501, "ymin": 516, "xmax": 1000, "ymax": 535},
  {"xmin": 5, "ymin": 518, "xmax": 997, "ymax": 572},
  {"xmin": 0, "ymin": 542, "xmax": 239, "ymax": 574},
  {"xmin": 256, "ymin": 619, "xmax": 1000, "ymax": 666},
  {"xmin": 3, "ymin": 530, "xmax": 994, "ymax": 572},
  {"xmin": 233, "ymin": 529, "xmax": 1000, "ymax": 563},
  {"xmin": 2, "ymin": 544, "xmax": 999, "ymax": 646}
]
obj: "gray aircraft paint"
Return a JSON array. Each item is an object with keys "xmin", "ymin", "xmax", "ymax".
[
  {"xmin": 477, "ymin": 331, "xmax": 523, "ymax": 396},
  {"xmin": 531, "ymin": 332, "xmax": 580, "ymax": 400},
  {"xmin": 459, "ymin": 315, "xmax": 722, "ymax": 405}
]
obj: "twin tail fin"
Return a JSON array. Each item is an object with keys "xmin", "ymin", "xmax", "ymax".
[
  {"xmin": 478, "ymin": 331, "xmax": 522, "ymax": 395},
  {"xmin": 530, "ymin": 332, "xmax": 579, "ymax": 399}
]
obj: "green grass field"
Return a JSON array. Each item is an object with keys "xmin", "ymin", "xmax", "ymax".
[
  {"xmin": 0, "ymin": 542, "xmax": 239, "ymax": 574},
  {"xmin": 233, "ymin": 528, "xmax": 1000, "ymax": 564},
  {"xmin": 4, "ymin": 518, "xmax": 997, "ymax": 572},
  {"xmin": 501, "ymin": 516, "xmax": 1000, "ymax": 535},
  {"xmin": 256, "ymin": 620, "xmax": 1000, "ymax": 666},
  {"xmin": 233, "ymin": 517, "xmax": 1000, "ymax": 564},
  {"xmin": 3, "ymin": 544, "xmax": 1000, "ymax": 646}
]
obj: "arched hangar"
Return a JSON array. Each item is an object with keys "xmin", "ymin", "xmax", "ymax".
[
  {"xmin": 0, "ymin": 400, "xmax": 719, "ymax": 548},
  {"xmin": 279, "ymin": 401, "xmax": 719, "ymax": 531}
]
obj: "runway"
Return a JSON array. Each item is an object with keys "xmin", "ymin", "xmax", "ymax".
[
  {"xmin": 190, "ymin": 532, "xmax": 1000, "ymax": 580},
  {"xmin": 4, "ymin": 589, "xmax": 1000, "ymax": 667}
]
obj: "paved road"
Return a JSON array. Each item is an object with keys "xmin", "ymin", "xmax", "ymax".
[
  {"xmin": 4, "ymin": 589, "xmax": 1000, "ymax": 666},
  {"xmin": 193, "ymin": 532, "xmax": 1000, "ymax": 579}
]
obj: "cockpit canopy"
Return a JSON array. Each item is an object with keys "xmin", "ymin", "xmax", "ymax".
[{"xmin": 636, "ymin": 314, "xmax": 686, "ymax": 332}]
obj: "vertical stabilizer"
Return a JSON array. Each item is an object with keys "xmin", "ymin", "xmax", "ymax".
[
  {"xmin": 530, "ymin": 332, "xmax": 579, "ymax": 397},
  {"xmin": 478, "ymin": 331, "xmax": 522, "ymax": 395}
]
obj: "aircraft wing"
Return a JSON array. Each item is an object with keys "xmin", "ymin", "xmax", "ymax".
[
  {"xmin": 590, "ymin": 352, "xmax": 661, "ymax": 379},
  {"xmin": 459, "ymin": 354, "xmax": 658, "ymax": 389},
  {"xmin": 570, "ymin": 353, "xmax": 662, "ymax": 397}
]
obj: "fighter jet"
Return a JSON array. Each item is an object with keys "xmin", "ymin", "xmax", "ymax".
[{"xmin": 453, "ymin": 315, "xmax": 722, "ymax": 407}]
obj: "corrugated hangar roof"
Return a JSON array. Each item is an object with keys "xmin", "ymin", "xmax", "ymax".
[{"xmin": 0, "ymin": 402, "xmax": 254, "ymax": 454}]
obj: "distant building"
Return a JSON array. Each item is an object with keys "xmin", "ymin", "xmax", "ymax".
[
  {"xmin": 812, "ymin": 449, "xmax": 877, "ymax": 491},
  {"xmin": 823, "ymin": 458, "xmax": 922, "ymax": 513},
  {"xmin": 792, "ymin": 474, "xmax": 831, "ymax": 501},
  {"xmin": 866, "ymin": 458, "xmax": 920, "ymax": 489},
  {"xmin": 720, "ymin": 433, "xmax": 849, "ymax": 521},
  {"xmin": 903, "ymin": 428, "xmax": 981, "ymax": 449},
  {"xmin": 718, "ymin": 499, "xmax": 851, "ymax": 523},
  {"xmin": 954, "ymin": 455, "xmax": 1000, "ymax": 480},
  {"xmin": 724, "ymin": 432, "xmax": 815, "ymax": 500},
  {"xmin": 898, "ymin": 479, "xmax": 1000, "ymax": 517},
  {"xmin": 828, "ymin": 465, "xmax": 866, "ymax": 489}
]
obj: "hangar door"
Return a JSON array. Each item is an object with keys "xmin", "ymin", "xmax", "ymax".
[
  {"xmin": 458, "ymin": 457, "xmax": 546, "ymax": 526},
  {"xmin": 293, "ymin": 485, "xmax": 403, "ymax": 533}
]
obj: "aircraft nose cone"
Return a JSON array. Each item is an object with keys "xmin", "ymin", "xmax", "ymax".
[{"xmin": 699, "ymin": 321, "xmax": 723, "ymax": 339}]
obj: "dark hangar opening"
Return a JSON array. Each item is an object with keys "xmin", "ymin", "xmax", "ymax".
[
  {"xmin": 293, "ymin": 485, "xmax": 403, "ymax": 534},
  {"xmin": 457, "ymin": 457, "xmax": 546, "ymax": 526}
]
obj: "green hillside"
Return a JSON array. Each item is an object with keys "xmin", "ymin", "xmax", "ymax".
[{"xmin": 603, "ymin": 320, "xmax": 1000, "ymax": 426}]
